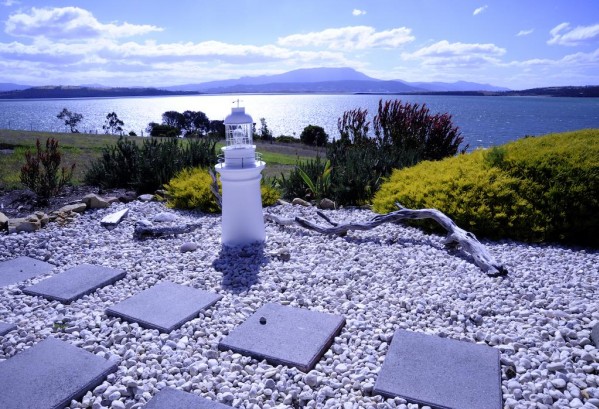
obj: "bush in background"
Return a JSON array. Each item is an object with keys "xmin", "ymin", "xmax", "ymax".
[
  {"xmin": 275, "ymin": 135, "xmax": 297, "ymax": 143},
  {"xmin": 373, "ymin": 99, "xmax": 465, "ymax": 161},
  {"xmin": 279, "ymin": 101, "xmax": 465, "ymax": 206},
  {"xmin": 146, "ymin": 123, "xmax": 180, "ymax": 138},
  {"xmin": 20, "ymin": 138, "xmax": 75, "ymax": 203},
  {"xmin": 84, "ymin": 137, "xmax": 217, "ymax": 193},
  {"xmin": 372, "ymin": 130, "xmax": 599, "ymax": 246},
  {"xmin": 300, "ymin": 125, "xmax": 329, "ymax": 147},
  {"xmin": 278, "ymin": 156, "xmax": 330, "ymax": 201}
]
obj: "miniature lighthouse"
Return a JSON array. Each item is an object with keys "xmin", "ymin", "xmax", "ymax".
[{"xmin": 215, "ymin": 104, "xmax": 266, "ymax": 246}]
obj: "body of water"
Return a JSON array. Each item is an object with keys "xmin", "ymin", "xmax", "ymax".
[{"xmin": 1, "ymin": 94, "xmax": 598, "ymax": 149}]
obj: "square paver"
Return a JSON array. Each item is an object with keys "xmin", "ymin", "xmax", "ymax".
[
  {"xmin": 144, "ymin": 387, "xmax": 231, "ymax": 409},
  {"xmin": 0, "ymin": 322, "xmax": 16, "ymax": 336},
  {"xmin": 0, "ymin": 256, "xmax": 54, "ymax": 287},
  {"xmin": 106, "ymin": 281, "xmax": 222, "ymax": 333},
  {"xmin": 23, "ymin": 264, "xmax": 126, "ymax": 303},
  {"xmin": 218, "ymin": 303, "xmax": 346, "ymax": 372},
  {"xmin": 373, "ymin": 329, "xmax": 502, "ymax": 409},
  {"xmin": 0, "ymin": 337, "xmax": 119, "ymax": 409}
]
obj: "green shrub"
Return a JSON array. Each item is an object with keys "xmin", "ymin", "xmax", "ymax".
[
  {"xmin": 84, "ymin": 137, "xmax": 217, "ymax": 193},
  {"xmin": 147, "ymin": 123, "xmax": 179, "ymax": 138},
  {"xmin": 136, "ymin": 138, "xmax": 184, "ymax": 194},
  {"xmin": 20, "ymin": 138, "xmax": 75, "ymax": 203},
  {"xmin": 275, "ymin": 135, "xmax": 297, "ymax": 143},
  {"xmin": 278, "ymin": 156, "xmax": 330, "ymax": 200},
  {"xmin": 372, "ymin": 130, "xmax": 599, "ymax": 246},
  {"xmin": 165, "ymin": 167, "xmax": 281, "ymax": 212},
  {"xmin": 84, "ymin": 137, "xmax": 138, "ymax": 189}
]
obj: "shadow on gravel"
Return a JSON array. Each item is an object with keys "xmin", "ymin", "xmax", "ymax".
[{"xmin": 212, "ymin": 242, "xmax": 269, "ymax": 294}]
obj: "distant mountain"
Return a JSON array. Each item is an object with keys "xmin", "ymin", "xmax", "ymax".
[
  {"xmin": 0, "ymin": 83, "xmax": 31, "ymax": 92},
  {"xmin": 406, "ymin": 80, "xmax": 510, "ymax": 92},
  {"xmin": 4, "ymin": 68, "xmax": 593, "ymax": 98},
  {"xmin": 0, "ymin": 86, "xmax": 199, "ymax": 99},
  {"xmin": 165, "ymin": 67, "xmax": 379, "ymax": 92},
  {"xmin": 164, "ymin": 67, "xmax": 511, "ymax": 94},
  {"xmin": 182, "ymin": 80, "xmax": 422, "ymax": 94}
]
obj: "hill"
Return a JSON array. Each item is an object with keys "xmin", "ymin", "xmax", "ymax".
[
  {"xmin": 0, "ymin": 86, "xmax": 199, "ymax": 99},
  {"xmin": 0, "ymin": 83, "xmax": 31, "ymax": 92}
]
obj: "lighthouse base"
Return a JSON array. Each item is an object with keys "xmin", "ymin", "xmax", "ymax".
[{"xmin": 215, "ymin": 162, "xmax": 266, "ymax": 246}]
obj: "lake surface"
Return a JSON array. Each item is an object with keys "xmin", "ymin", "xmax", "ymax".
[{"xmin": 1, "ymin": 94, "xmax": 598, "ymax": 149}]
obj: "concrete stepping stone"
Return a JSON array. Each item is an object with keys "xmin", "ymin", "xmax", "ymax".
[
  {"xmin": 0, "ymin": 321, "xmax": 16, "ymax": 336},
  {"xmin": 0, "ymin": 337, "xmax": 119, "ymax": 409},
  {"xmin": 144, "ymin": 387, "xmax": 231, "ymax": 409},
  {"xmin": 219, "ymin": 303, "xmax": 345, "ymax": 372},
  {"xmin": 22, "ymin": 264, "xmax": 126, "ymax": 303},
  {"xmin": 373, "ymin": 329, "xmax": 502, "ymax": 409},
  {"xmin": 0, "ymin": 256, "xmax": 53, "ymax": 287},
  {"xmin": 106, "ymin": 281, "xmax": 222, "ymax": 332}
]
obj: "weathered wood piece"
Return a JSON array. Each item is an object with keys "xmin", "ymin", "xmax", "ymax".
[
  {"xmin": 209, "ymin": 168, "xmax": 222, "ymax": 210},
  {"xmin": 133, "ymin": 222, "xmax": 202, "ymax": 239},
  {"xmin": 100, "ymin": 208, "xmax": 129, "ymax": 229},
  {"xmin": 265, "ymin": 203, "xmax": 508, "ymax": 277}
]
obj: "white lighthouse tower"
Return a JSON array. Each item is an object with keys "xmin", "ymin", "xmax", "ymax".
[{"xmin": 215, "ymin": 103, "xmax": 266, "ymax": 246}]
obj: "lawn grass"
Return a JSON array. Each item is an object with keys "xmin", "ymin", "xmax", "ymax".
[{"xmin": 0, "ymin": 130, "xmax": 319, "ymax": 190}]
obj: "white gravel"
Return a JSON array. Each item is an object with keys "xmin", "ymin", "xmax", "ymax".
[{"xmin": 1, "ymin": 200, "xmax": 598, "ymax": 409}]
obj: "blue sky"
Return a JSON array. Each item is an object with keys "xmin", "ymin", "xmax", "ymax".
[{"xmin": 0, "ymin": 0, "xmax": 598, "ymax": 89}]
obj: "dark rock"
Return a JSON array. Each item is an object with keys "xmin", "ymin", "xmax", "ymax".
[
  {"xmin": 292, "ymin": 198, "xmax": 311, "ymax": 207},
  {"xmin": 319, "ymin": 198, "xmax": 335, "ymax": 210},
  {"xmin": 119, "ymin": 192, "xmax": 137, "ymax": 203}
]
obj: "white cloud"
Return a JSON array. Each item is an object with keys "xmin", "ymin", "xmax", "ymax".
[
  {"xmin": 352, "ymin": 9, "xmax": 366, "ymax": 16},
  {"xmin": 277, "ymin": 26, "xmax": 414, "ymax": 50},
  {"xmin": 516, "ymin": 29, "xmax": 534, "ymax": 37},
  {"xmin": 473, "ymin": 5, "xmax": 488, "ymax": 16},
  {"xmin": 5, "ymin": 7, "xmax": 163, "ymax": 39},
  {"xmin": 0, "ymin": 37, "xmax": 352, "ymax": 67},
  {"xmin": 402, "ymin": 40, "xmax": 505, "ymax": 66},
  {"xmin": 548, "ymin": 22, "xmax": 599, "ymax": 46},
  {"xmin": 2, "ymin": 0, "xmax": 20, "ymax": 6},
  {"xmin": 508, "ymin": 47, "xmax": 599, "ymax": 68}
]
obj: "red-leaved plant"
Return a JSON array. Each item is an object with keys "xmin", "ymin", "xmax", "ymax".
[{"xmin": 20, "ymin": 138, "xmax": 75, "ymax": 203}]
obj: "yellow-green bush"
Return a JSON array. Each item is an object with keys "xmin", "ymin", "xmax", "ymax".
[
  {"xmin": 260, "ymin": 183, "xmax": 281, "ymax": 207},
  {"xmin": 165, "ymin": 167, "xmax": 281, "ymax": 212},
  {"xmin": 165, "ymin": 167, "xmax": 220, "ymax": 213},
  {"xmin": 372, "ymin": 130, "xmax": 599, "ymax": 246}
]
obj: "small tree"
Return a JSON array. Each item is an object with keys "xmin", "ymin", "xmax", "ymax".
[
  {"xmin": 300, "ymin": 125, "xmax": 329, "ymax": 147},
  {"xmin": 57, "ymin": 108, "xmax": 83, "ymax": 133},
  {"xmin": 258, "ymin": 118, "xmax": 273, "ymax": 141},
  {"xmin": 161, "ymin": 111, "xmax": 185, "ymax": 132},
  {"xmin": 20, "ymin": 138, "xmax": 75, "ymax": 203},
  {"xmin": 103, "ymin": 112, "xmax": 124, "ymax": 135},
  {"xmin": 208, "ymin": 120, "xmax": 225, "ymax": 139},
  {"xmin": 182, "ymin": 110, "xmax": 210, "ymax": 136}
]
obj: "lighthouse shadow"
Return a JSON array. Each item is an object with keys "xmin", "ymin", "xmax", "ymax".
[{"xmin": 212, "ymin": 242, "xmax": 269, "ymax": 294}]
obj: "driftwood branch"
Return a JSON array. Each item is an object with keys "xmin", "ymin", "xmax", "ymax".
[
  {"xmin": 133, "ymin": 222, "xmax": 202, "ymax": 239},
  {"xmin": 209, "ymin": 168, "xmax": 222, "ymax": 210},
  {"xmin": 265, "ymin": 203, "xmax": 508, "ymax": 277}
]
